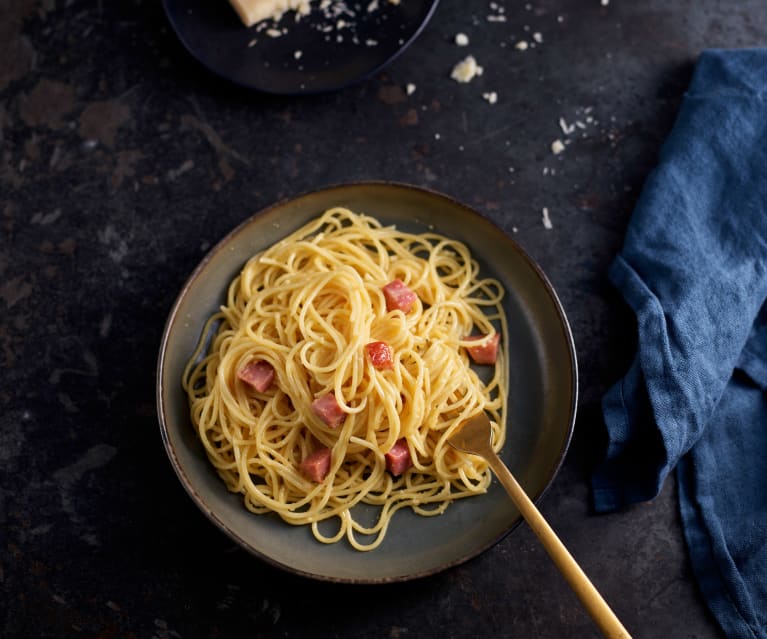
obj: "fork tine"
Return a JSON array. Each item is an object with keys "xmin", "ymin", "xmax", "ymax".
[{"xmin": 447, "ymin": 413, "xmax": 494, "ymax": 455}]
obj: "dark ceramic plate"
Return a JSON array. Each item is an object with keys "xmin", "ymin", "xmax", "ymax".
[
  {"xmin": 157, "ymin": 182, "xmax": 577, "ymax": 583},
  {"xmin": 162, "ymin": 0, "xmax": 440, "ymax": 94}
]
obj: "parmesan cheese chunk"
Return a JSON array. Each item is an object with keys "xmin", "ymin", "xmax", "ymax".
[
  {"xmin": 229, "ymin": 0, "xmax": 311, "ymax": 27},
  {"xmin": 230, "ymin": 0, "xmax": 399, "ymax": 27}
]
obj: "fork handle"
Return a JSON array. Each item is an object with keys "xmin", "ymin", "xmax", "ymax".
[{"xmin": 487, "ymin": 453, "xmax": 632, "ymax": 639}]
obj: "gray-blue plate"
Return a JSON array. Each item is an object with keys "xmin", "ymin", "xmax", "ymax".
[
  {"xmin": 162, "ymin": 0, "xmax": 440, "ymax": 95},
  {"xmin": 156, "ymin": 182, "xmax": 577, "ymax": 583}
]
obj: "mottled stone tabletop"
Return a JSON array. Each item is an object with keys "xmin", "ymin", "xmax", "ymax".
[{"xmin": 3, "ymin": 1, "xmax": 765, "ymax": 637}]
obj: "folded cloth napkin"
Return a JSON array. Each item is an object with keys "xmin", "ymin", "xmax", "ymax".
[{"xmin": 591, "ymin": 49, "xmax": 767, "ymax": 639}]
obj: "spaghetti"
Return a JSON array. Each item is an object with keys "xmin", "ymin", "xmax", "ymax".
[{"xmin": 182, "ymin": 207, "xmax": 508, "ymax": 550}]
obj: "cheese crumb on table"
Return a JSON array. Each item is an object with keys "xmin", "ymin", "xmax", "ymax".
[
  {"xmin": 482, "ymin": 91, "xmax": 498, "ymax": 104},
  {"xmin": 559, "ymin": 117, "xmax": 575, "ymax": 135},
  {"xmin": 450, "ymin": 55, "xmax": 483, "ymax": 83},
  {"xmin": 455, "ymin": 33, "xmax": 469, "ymax": 46},
  {"xmin": 542, "ymin": 207, "xmax": 553, "ymax": 229},
  {"xmin": 515, "ymin": 40, "xmax": 529, "ymax": 51},
  {"xmin": 551, "ymin": 139, "xmax": 565, "ymax": 154},
  {"xmin": 406, "ymin": 83, "xmax": 416, "ymax": 95}
]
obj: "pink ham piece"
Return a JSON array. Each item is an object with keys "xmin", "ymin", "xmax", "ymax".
[
  {"xmin": 237, "ymin": 360, "xmax": 275, "ymax": 392},
  {"xmin": 385, "ymin": 439, "xmax": 412, "ymax": 476},
  {"xmin": 366, "ymin": 341, "xmax": 394, "ymax": 370},
  {"xmin": 300, "ymin": 446, "xmax": 332, "ymax": 482},
  {"xmin": 465, "ymin": 333, "xmax": 501, "ymax": 365},
  {"xmin": 382, "ymin": 279, "xmax": 417, "ymax": 313},
  {"xmin": 311, "ymin": 393, "xmax": 345, "ymax": 428}
]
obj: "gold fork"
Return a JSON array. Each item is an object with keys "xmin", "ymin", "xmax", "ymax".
[{"xmin": 448, "ymin": 413, "xmax": 631, "ymax": 639}]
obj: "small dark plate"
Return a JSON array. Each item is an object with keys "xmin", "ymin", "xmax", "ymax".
[
  {"xmin": 162, "ymin": 0, "xmax": 440, "ymax": 95},
  {"xmin": 157, "ymin": 182, "xmax": 578, "ymax": 583}
]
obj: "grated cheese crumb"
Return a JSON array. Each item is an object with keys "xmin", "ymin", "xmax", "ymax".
[
  {"xmin": 559, "ymin": 117, "xmax": 575, "ymax": 135},
  {"xmin": 542, "ymin": 207, "xmax": 553, "ymax": 230},
  {"xmin": 515, "ymin": 40, "xmax": 529, "ymax": 51},
  {"xmin": 551, "ymin": 139, "xmax": 565, "ymax": 154},
  {"xmin": 455, "ymin": 32, "xmax": 469, "ymax": 46},
  {"xmin": 450, "ymin": 55, "xmax": 483, "ymax": 83},
  {"xmin": 482, "ymin": 91, "xmax": 498, "ymax": 104},
  {"xmin": 406, "ymin": 82, "xmax": 416, "ymax": 95}
]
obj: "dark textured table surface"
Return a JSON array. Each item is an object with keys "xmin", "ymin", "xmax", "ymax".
[{"xmin": 3, "ymin": 1, "xmax": 765, "ymax": 637}]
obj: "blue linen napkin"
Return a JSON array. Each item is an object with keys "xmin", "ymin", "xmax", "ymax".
[{"xmin": 591, "ymin": 49, "xmax": 767, "ymax": 639}]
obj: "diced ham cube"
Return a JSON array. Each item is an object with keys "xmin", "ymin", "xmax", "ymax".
[
  {"xmin": 383, "ymin": 279, "xmax": 418, "ymax": 313},
  {"xmin": 366, "ymin": 341, "xmax": 394, "ymax": 370},
  {"xmin": 237, "ymin": 360, "xmax": 275, "ymax": 392},
  {"xmin": 300, "ymin": 446, "xmax": 332, "ymax": 482},
  {"xmin": 311, "ymin": 393, "xmax": 345, "ymax": 428},
  {"xmin": 465, "ymin": 333, "xmax": 501, "ymax": 365},
  {"xmin": 385, "ymin": 439, "xmax": 412, "ymax": 476}
]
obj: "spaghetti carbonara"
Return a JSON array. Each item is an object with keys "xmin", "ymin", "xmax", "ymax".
[{"xmin": 182, "ymin": 207, "xmax": 507, "ymax": 550}]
